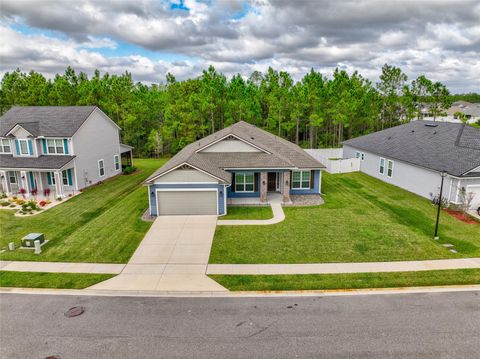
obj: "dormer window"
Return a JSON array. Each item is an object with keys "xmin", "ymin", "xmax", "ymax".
[
  {"xmin": 0, "ymin": 139, "xmax": 11, "ymax": 153},
  {"xmin": 47, "ymin": 139, "xmax": 65, "ymax": 154},
  {"xmin": 18, "ymin": 139, "xmax": 30, "ymax": 155}
]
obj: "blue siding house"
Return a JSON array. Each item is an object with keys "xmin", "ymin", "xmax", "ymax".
[{"xmin": 145, "ymin": 121, "xmax": 325, "ymax": 216}]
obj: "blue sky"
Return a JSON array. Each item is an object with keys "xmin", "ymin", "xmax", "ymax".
[{"xmin": 1, "ymin": 0, "xmax": 479, "ymax": 92}]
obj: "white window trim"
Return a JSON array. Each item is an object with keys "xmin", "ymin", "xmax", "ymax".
[
  {"xmin": 49, "ymin": 171, "xmax": 56, "ymax": 186},
  {"xmin": 8, "ymin": 171, "xmax": 17, "ymax": 184},
  {"xmin": 18, "ymin": 139, "xmax": 30, "ymax": 156},
  {"xmin": 379, "ymin": 157, "xmax": 385, "ymax": 175},
  {"xmin": 98, "ymin": 159, "xmax": 105, "ymax": 177},
  {"xmin": 387, "ymin": 160, "xmax": 394, "ymax": 178},
  {"xmin": 292, "ymin": 170, "xmax": 311, "ymax": 190},
  {"xmin": 235, "ymin": 171, "xmax": 255, "ymax": 193},
  {"xmin": 0, "ymin": 139, "xmax": 11, "ymax": 153},
  {"xmin": 46, "ymin": 138, "xmax": 65, "ymax": 155},
  {"xmin": 114, "ymin": 154, "xmax": 120, "ymax": 171}
]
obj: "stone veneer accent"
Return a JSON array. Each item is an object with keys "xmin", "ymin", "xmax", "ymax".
[
  {"xmin": 282, "ymin": 171, "xmax": 291, "ymax": 203},
  {"xmin": 260, "ymin": 171, "xmax": 267, "ymax": 202}
]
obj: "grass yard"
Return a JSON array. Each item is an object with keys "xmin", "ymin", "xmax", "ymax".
[
  {"xmin": 210, "ymin": 172, "xmax": 480, "ymax": 264},
  {"xmin": 0, "ymin": 271, "xmax": 114, "ymax": 289},
  {"xmin": 220, "ymin": 206, "xmax": 273, "ymax": 220},
  {"xmin": 210, "ymin": 269, "xmax": 480, "ymax": 291},
  {"xmin": 0, "ymin": 158, "xmax": 166, "ymax": 263}
]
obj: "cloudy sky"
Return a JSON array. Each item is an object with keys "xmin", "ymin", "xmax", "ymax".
[{"xmin": 1, "ymin": 0, "xmax": 479, "ymax": 92}]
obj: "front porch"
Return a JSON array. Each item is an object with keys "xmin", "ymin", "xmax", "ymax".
[{"xmin": 0, "ymin": 168, "xmax": 77, "ymax": 199}]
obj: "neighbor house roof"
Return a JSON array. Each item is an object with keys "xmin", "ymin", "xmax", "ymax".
[
  {"xmin": 0, "ymin": 154, "xmax": 75, "ymax": 170},
  {"xmin": 0, "ymin": 106, "xmax": 98, "ymax": 137},
  {"xmin": 343, "ymin": 121, "xmax": 480, "ymax": 177},
  {"xmin": 145, "ymin": 121, "xmax": 325, "ymax": 183}
]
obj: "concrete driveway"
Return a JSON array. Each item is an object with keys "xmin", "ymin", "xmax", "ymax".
[{"xmin": 90, "ymin": 216, "xmax": 227, "ymax": 292}]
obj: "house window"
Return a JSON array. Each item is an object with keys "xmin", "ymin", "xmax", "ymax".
[
  {"xmin": 292, "ymin": 170, "xmax": 311, "ymax": 189},
  {"xmin": 235, "ymin": 172, "xmax": 254, "ymax": 192},
  {"xmin": 387, "ymin": 160, "xmax": 394, "ymax": 178},
  {"xmin": 62, "ymin": 171, "xmax": 69, "ymax": 186},
  {"xmin": 114, "ymin": 155, "xmax": 120, "ymax": 171},
  {"xmin": 98, "ymin": 159, "xmax": 105, "ymax": 177},
  {"xmin": 379, "ymin": 158, "xmax": 385, "ymax": 175},
  {"xmin": 8, "ymin": 171, "xmax": 17, "ymax": 184},
  {"xmin": 49, "ymin": 172, "xmax": 56, "ymax": 185},
  {"xmin": 355, "ymin": 151, "xmax": 361, "ymax": 159},
  {"xmin": 47, "ymin": 139, "xmax": 64, "ymax": 154},
  {"xmin": 18, "ymin": 139, "xmax": 29, "ymax": 155},
  {"xmin": 0, "ymin": 139, "xmax": 11, "ymax": 153}
]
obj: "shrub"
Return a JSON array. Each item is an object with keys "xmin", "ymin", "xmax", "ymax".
[
  {"xmin": 15, "ymin": 199, "xmax": 25, "ymax": 205},
  {"xmin": 19, "ymin": 188, "xmax": 26, "ymax": 198},
  {"xmin": 0, "ymin": 192, "xmax": 7, "ymax": 199},
  {"xmin": 9, "ymin": 204, "xmax": 15, "ymax": 208},
  {"xmin": 43, "ymin": 188, "xmax": 51, "ymax": 197},
  {"xmin": 31, "ymin": 188, "xmax": 38, "ymax": 196},
  {"xmin": 123, "ymin": 166, "xmax": 137, "ymax": 175},
  {"xmin": 27, "ymin": 200, "xmax": 39, "ymax": 210},
  {"xmin": 12, "ymin": 196, "xmax": 17, "ymax": 200},
  {"xmin": 56, "ymin": 196, "xmax": 63, "ymax": 201},
  {"xmin": 0, "ymin": 201, "xmax": 9, "ymax": 206},
  {"xmin": 39, "ymin": 200, "xmax": 47, "ymax": 207}
]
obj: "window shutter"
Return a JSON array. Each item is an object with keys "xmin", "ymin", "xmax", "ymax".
[
  {"xmin": 67, "ymin": 169, "xmax": 73, "ymax": 186},
  {"xmin": 15, "ymin": 140, "xmax": 20, "ymax": 155},
  {"xmin": 28, "ymin": 140, "xmax": 33, "ymax": 155},
  {"xmin": 289, "ymin": 171, "xmax": 292, "ymax": 189},
  {"xmin": 254, "ymin": 173, "xmax": 259, "ymax": 192},
  {"xmin": 47, "ymin": 172, "xmax": 52, "ymax": 185},
  {"xmin": 63, "ymin": 139, "xmax": 69, "ymax": 154},
  {"xmin": 231, "ymin": 173, "xmax": 236, "ymax": 192},
  {"xmin": 42, "ymin": 139, "xmax": 47, "ymax": 154},
  {"xmin": 310, "ymin": 170, "xmax": 314, "ymax": 189}
]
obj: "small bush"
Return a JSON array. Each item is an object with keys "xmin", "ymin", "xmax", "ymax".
[
  {"xmin": 15, "ymin": 199, "xmax": 25, "ymax": 205},
  {"xmin": 39, "ymin": 200, "xmax": 47, "ymax": 207},
  {"xmin": 0, "ymin": 192, "xmax": 7, "ymax": 199},
  {"xmin": 9, "ymin": 204, "xmax": 15, "ymax": 208},
  {"xmin": 0, "ymin": 201, "xmax": 9, "ymax": 207},
  {"xmin": 43, "ymin": 188, "xmax": 51, "ymax": 197},
  {"xmin": 123, "ymin": 166, "xmax": 137, "ymax": 175},
  {"xmin": 56, "ymin": 196, "xmax": 63, "ymax": 201}
]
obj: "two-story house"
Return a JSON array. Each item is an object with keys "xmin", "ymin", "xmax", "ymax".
[{"xmin": 0, "ymin": 106, "xmax": 132, "ymax": 197}]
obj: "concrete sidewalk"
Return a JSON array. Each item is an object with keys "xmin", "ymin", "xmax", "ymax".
[
  {"xmin": 207, "ymin": 258, "xmax": 480, "ymax": 275},
  {"xmin": 217, "ymin": 203, "xmax": 285, "ymax": 226},
  {"xmin": 0, "ymin": 260, "xmax": 124, "ymax": 274}
]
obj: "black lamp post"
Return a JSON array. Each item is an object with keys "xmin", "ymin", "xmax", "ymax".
[{"xmin": 434, "ymin": 171, "xmax": 448, "ymax": 240}]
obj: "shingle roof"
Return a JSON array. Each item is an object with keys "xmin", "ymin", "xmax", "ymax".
[
  {"xmin": 343, "ymin": 121, "xmax": 480, "ymax": 177},
  {"xmin": 0, "ymin": 106, "xmax": 97, "ymax": 137},
  {"xmin": 0, "ymin": 155, "xmax": 75, "ymax": 170},
  {"xmin": 145, "ymin": 121, "xmax": 325, "ymax": 183}
]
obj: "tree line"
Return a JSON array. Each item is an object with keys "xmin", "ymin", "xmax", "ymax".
[{"xmin": 0, "ymin": 64, "xmax": 461, "ymax": 157}]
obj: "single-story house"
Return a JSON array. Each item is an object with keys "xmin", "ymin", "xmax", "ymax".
[
  {"xmin": 343, "ymin": 121, "xmax": 480, "ymax": 210},
  {"xmin": 145, "ymin": 121, "xmax": 325, "ymax": 216}
]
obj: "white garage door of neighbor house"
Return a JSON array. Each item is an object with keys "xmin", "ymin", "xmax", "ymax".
[
  {"xmin": 467, "ymin": 186, "xmax": 480, "ymax": 209},
  {"xmin": 157, "ymin": 190, "xmax": 217, "ymax": 215}
]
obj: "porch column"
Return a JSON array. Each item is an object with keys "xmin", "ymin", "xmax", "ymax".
[
  {"xmin": 35, "ymin": 172, "xmax": 44, "ymax": 194},
  {"xmin": 0, "ymin": 171, "xmax": 9, "ymax": 194},
  {"xmin": 260, "ymin": 172, "xmax": 267, "ymax": 202},
  {"xmin": 20, "ymin": 171, "xmax": 30, "ymax": 196},
  {"xmin": 282, "ymin": 170, "xmax": 291, "ymax": 203},
  {"xmin": 54, "ymin": 171, "xmax": 64, "ymax": 198}
]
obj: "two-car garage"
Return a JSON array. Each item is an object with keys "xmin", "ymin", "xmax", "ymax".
[{"xmin": 156, "ymin": 189, "xmax": 218, "ymax": 216}]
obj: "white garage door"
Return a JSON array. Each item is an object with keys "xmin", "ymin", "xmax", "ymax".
[
  {"xmin": 157, "ymin": 190, "xmax": 217, "ymax": 215},
  {"xmin": 467, "ymin": 186, "xmax": 480, "ymax": 210}
]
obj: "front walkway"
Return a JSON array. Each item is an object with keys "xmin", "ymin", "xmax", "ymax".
[
  {"xmin": 207, "ymin": 258, "xmax": 480, "ymax": 275},
  {"xmin": 218, "ymin": 193, "xmax": 286, "ymax": 226},
  {"xmin": 89, "ymin": 215, "xmax": 227, "ymax": 292}
]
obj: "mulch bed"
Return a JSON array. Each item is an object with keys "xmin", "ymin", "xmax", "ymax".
[{"xmin": 444, "ymin": 208, "xmax": 479, "ymax": 224}]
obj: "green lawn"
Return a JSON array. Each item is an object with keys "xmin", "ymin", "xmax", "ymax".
[
  {"xmin": 210, "ymin": 172, "xmax": 480, "ymax": 264},
  {"xmin": 210, "ymin": 269, "xmax": 480, "ymax": 291},
  {"xmin": 0, "ymin": 158, "xmax": 166, "ymax": 263},
  {"xmin": 220, "ymin": 206, "xmax": 273, "ymax": 220},
  {"xmin": 0, "ymin": 271, "xmax": 114, "ymax": 289}
]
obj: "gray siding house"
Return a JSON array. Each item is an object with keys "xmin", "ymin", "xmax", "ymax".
[
  {"xmin": 0, "ymin": 106, "xmax": 132, "ymax": 197},
  {"xmin": 343, "ymin": 121, "xmax": 480, "ymax": 211},
  {"xmin": 145, "ymin": 121, "xmax": 325, "ymax": 216}
]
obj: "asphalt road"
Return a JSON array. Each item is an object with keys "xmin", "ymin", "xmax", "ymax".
[{"xmin": 1, "ymin": 291, "xmax": 479, "ymax": 358}]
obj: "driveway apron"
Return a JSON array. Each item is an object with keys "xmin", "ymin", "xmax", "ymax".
[{"xmin": 89, "ymin": 215, "xmax": 227, "ymax": 292}]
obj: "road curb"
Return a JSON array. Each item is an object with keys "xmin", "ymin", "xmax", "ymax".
[{"xmin": 1, "ymin": 284, "xmax": 479, "ymax": 298}]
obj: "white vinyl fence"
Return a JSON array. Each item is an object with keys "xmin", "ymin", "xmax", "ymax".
[{"xmin": 305, "ymin": 148, "xmax": 360, "ymax": 174}]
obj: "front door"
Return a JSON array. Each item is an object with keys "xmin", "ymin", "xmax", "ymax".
[{"xmin": 267, "ymin": 172, "xmax": 277, "ymax": 191}]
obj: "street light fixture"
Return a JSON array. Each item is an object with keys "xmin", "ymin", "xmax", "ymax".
[{"xmin": 434, "ymin": 170, "xmax": 448, "ymax": 240}]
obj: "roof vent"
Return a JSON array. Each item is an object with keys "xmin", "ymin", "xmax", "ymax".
[
  {"xmin": 425, "ymin": 123, "xmax": 438, "ymax": 127},
  {"xmin": 251, "ymin": 137, "xmax": 255, "ymax": 140}
]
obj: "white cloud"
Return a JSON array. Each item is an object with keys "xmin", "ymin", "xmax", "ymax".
[{"xmin": 0, "ymin": 0, "xmax": 479, "ymax": 92}]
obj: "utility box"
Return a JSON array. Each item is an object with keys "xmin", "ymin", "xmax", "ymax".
[{"xmin": 22, "ymin": 233, "xmax": 45, "ymax": 248}]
